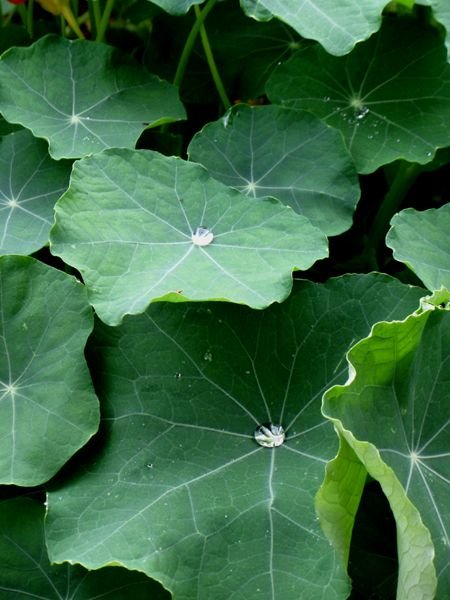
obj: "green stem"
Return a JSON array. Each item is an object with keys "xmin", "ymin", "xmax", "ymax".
[
  {"xmin": 26, "ymin": 0, "xmax": 34, "ymax": 38},
  {"xmin": 173, "ymin": 0, "xmax": 218, "ymax": 89},
  {"xmin": 89, "ymin": 0, "xmax": 102, "ymax": 38},
  {"xmin": 96, "ymin": 0, "xmax": 115, "ymax": 43},
  {"xmin": 194, "ymin": 4, "xmax": 230, "ymax": 110},
  {"xmin": 367, "ymin": 161, "xmax": 421, "ymax": 263}
]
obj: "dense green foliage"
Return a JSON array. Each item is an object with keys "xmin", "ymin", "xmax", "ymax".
[{"xmin": 0, "ymin": 1, "xmax": 448, "ymax": 598}]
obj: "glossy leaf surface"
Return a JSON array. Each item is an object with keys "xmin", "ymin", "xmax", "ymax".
[
  {"xmin": 0, "ymin": 129, "xmax": 71, "ymax": 255},
  {"xmin": 0, "ymin": 496, "xmax": 170, "ymax": 599},
  {"xmin": 50, "ymin": 148, "xmax": 328, "ymax": 324},
  {"xmin": 266, "ymin": 18, "xmax": 450, "ymax": 173},
  {"xmin": 0, "ymin": 256, "xmax": 99, "ymax": 486},
  {"xmin": 0, "ymin": 35, "xmax": 185, "ymax": 159},
  {"xmin": 387, "ymin": 203, "xmax": 450, "ymax": 292},
  {"xmin": 46, "ymin": 274, "xmax": 424, "ymax": 600},
  {"xmin": 323, "ymin": 296, "xmax": 450, "ymax": 598},
  {"xmin": 189, "ymin": 104, "xmax": 359, "ymax": 236}
]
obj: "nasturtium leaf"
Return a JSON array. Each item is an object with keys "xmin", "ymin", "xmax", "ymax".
[
  {"xmin": 0, "ymin": 35, "xmax": 185, "ymax": 160},
  {"xmin": 266, "ymin": 17, "xmax": 450, "ymax": 173},
  {"xmin": 386, "ymin": 203, "xmax": 450, "ymax": 292},
  {"xmin": 45, "ymin": 274, "xmax": 425, "ymax": 600},
  {"xmin": 0, "ymin": 256, "xmax": 99, "ymax": 486},
  {"xmin": 323, "ymin": 295, "xmax": 450, "ymax": 598},
  {"xmin": 0, "ymin": 129, "xmax": 71, "ymax": 255},
  {"xmin": 240, "ymin": 0, "xmax": 388, "ymax": 56},
  {"xmin": 0, "ymin": 496, "xmax": 170, "ymax": 599},
  {"xmin": 315, "ymin": 435, "xmax": 367, "ymax": 567},
  {"xmin": 50, "ymin": 148, "xmax": 328, "ymax": 325},
  {"xmin": 188, "ymin": 104, "xmax": 360, "ymax": 236},
  {"xmin": 144, "ymin": 0, "xmax": 204, "ymax": 15}
]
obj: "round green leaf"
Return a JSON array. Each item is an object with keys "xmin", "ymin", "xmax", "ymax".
[
  {"xmin": 266, "ymin": 17, "xmax": 450, "ymax": 173},
  {"xmin": 0, "ymin": 129, "xmax": 71, "ymax": 255},
  {"xmin": 0, "ymin": 256, "xmax": 99, "ymax": 486},
  {"xmin": 0, "ymin": 496, "xmax": 170, "ymax": 599},
  {"xmin": 323, "ymin": 301, "xmax": 450, "ymax": 598},
  {"xmin": 45, "ymin": 274, "xmax": 425, "ymax": 599},
  {"xmin": 240, "ymin": 0, "xmax": 388, "ymax": 56},
  {"xmin": 188, "ymin": 105, "xmax": 360, "ymax": 236},
  {"xmin": 386, "ymin": 203, "xmax": 450, "ymax": 292},
  {"xmin": 0, "ymin": 35, "xmax": 186, "ymax": 160},
  {"xmin": 50, "ymin": 148, "xmax": 328, "ymax": 325}
]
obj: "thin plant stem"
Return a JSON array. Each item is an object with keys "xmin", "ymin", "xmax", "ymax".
[
  {"xmin": 194, "ymin": 4, "xmax": 230, "ymax": 110},
  {"xmin": 96, "ymin": 0, "xmax": 116, "ymax": 43},
  {"xmin": 61, "ymin": 4, "xmax": 85, "ymax": 39},
  {"xmin": 367, "ymin": 161, "xmax": 421, "ymax": 265},
  {"xmin": 26, "ymin": 0, "xmax": 35, "ymax": 38},
  {"xmin": 89, "ymin": 0, "xmax": 102, "ymax": 38},
  {"xmin": 173, "ymin": 0, "xmax": 218, "ymax": 89}
]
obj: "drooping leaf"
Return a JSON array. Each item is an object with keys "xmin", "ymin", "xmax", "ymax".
[
  {"xmin": 0, "ymin": 256, "xmax": 99, "ymax": 486},
  {"xmin": 0, "ymin": 35, "xmax": 185, "ymax": 160},
  {"xmin": 0, "ymin": 496, "xmax": 171, "ymax": 599},
  {"xmin": 240, "ymin": 0, "xmax": 388, "ymax": 56},
  {"xmin": 0, "ymin": 129, "xmax": 71, "ymax": 255},
  {"xmin": 45, "ymin": 274, "xmax": 425, "ymax": 600},
  {"xmin": 50, "ymin": 148, "xmax": 328, "ymax": 325},
  {"xmin": 322, "ymin": 292, "xmax": 450, "ymax": 598},
  {"xmin": 266, "ymin": 17, "xmax": 450, "ymax": 173},
  {"xmin": 188, "ymin": 104, "xmax": 360, "ymax": 236},
  {"xmin": 386, "ymin": 203, "xmax": 450, "ymax": 292}
]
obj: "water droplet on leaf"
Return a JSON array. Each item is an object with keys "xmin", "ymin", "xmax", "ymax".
[
  {"xmin": 192, "ymin": 227, "xmax": 214, "ymax": 246},
  {"xmin": 254, "ymin": 424, "xmax": 285, "ymax": 448}
]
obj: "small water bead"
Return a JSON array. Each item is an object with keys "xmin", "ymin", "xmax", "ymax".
[
  {"xmin": 354, "ymin": 106, "xmax": 369, "ymax": 120},
  {"xmin": 254, "ymin": 424, "xmax": 285, "ymax": 448},
  {"xmin": 192, "ymin": 226, "xmax": 214, "ymax": 246}
]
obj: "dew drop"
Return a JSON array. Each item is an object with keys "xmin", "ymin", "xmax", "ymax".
[
  {"xmin": 323, "ymin": 96, "xmax": 330, "ymax": 102},
  {"xmin": 355, "ymin": 106, "xmax": 369, "ymax": 120},
  {"xmin": 174, "ymin": 371, "xmax": 182, "ymax": 379},
  {"xmin": 254, "ymin": 423, "xmax": 285, "ymax": 448},
  {"xmin": 192, "ymin": 226, "xmax": 214, "ymax": 246},
  {"xmin": 203, "ymin": 350, "xmax": 213, "ymax": 362}
]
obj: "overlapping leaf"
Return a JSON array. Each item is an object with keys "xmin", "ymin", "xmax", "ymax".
[
  {"xmin": 387, "ymin": 203, "xmax": 450, "ymax": 291},
  {"xmin": 188, "ymin": 105, "xmax": 360, "ymax": 236},
  {"xmin": 0, "ymin": 35, "xmax": 185, "ymax": 159},
  {"xmin": 0, "ymin": 129, "xmax": 71, "ymax": 255},
  {"xmin": 240, "ymin": 0, "xmax": 388, "ymax": 56},
  {"xmin": 266, "ymin": 17, "xmax": 450, "ymax": 173},
  {"xmin": 0, "ymin": 496, "xmax": 170, "ymax": 599},
  {"xmin": 323, "ymin": 292, "xmax": 450, "ymax": 598},
  {"xmin": 0, "ymin": 256, "xmax": 99, "ymax": 486},
  {"xmin": 45, "ymin": 274, "xmax": 425, "ymax": 600},
  {"xmin": 50, "ymin": 148, "xmax": 328, "ymax": 325}
]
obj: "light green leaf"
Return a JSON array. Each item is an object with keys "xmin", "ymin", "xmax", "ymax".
[
  {"xmin": 50, "ymin": 148, "xmax": 328, "ymax": 325},
  {"xmin": 386, "ymin": 203, "xmax": 450, "ymax": 292},
  {"xmin": 0, "ymin": 496, "xmax": 170, "ymax": 599},
  {"xmin": 0, "ymin": 129, "xmax": 71, "ymax": 255},
  {"xmin": 315, "ymin": 435, "xmax": 367, "ymax": 567},
  {"xmin": 45, "ymin": 274, "xmax": 425, "ymax": 600},
  {"xmin": 323, "ymin": 298, "xmax": 450, "ymax": 598},
  {"xmin": 0, "ymin": 35, "xmax": 185, "ymax": 160},
  {"xmin": 144, "ymin": 0, "xmax": 204, "ymax": 15},
  {"xmin": 266, "ymin": 17, "xmax": 450, "ymax": 173},
  {"xmin": 188, "ymin": 105, "xmax": 360, "ymax": 236},
  {"xmin": 0, "ymin": 256, "xmax": 99, "ymax": 486},
  {"xmin": 240, "ymin": 0, "xmax": 388, "ymax": 56}
]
